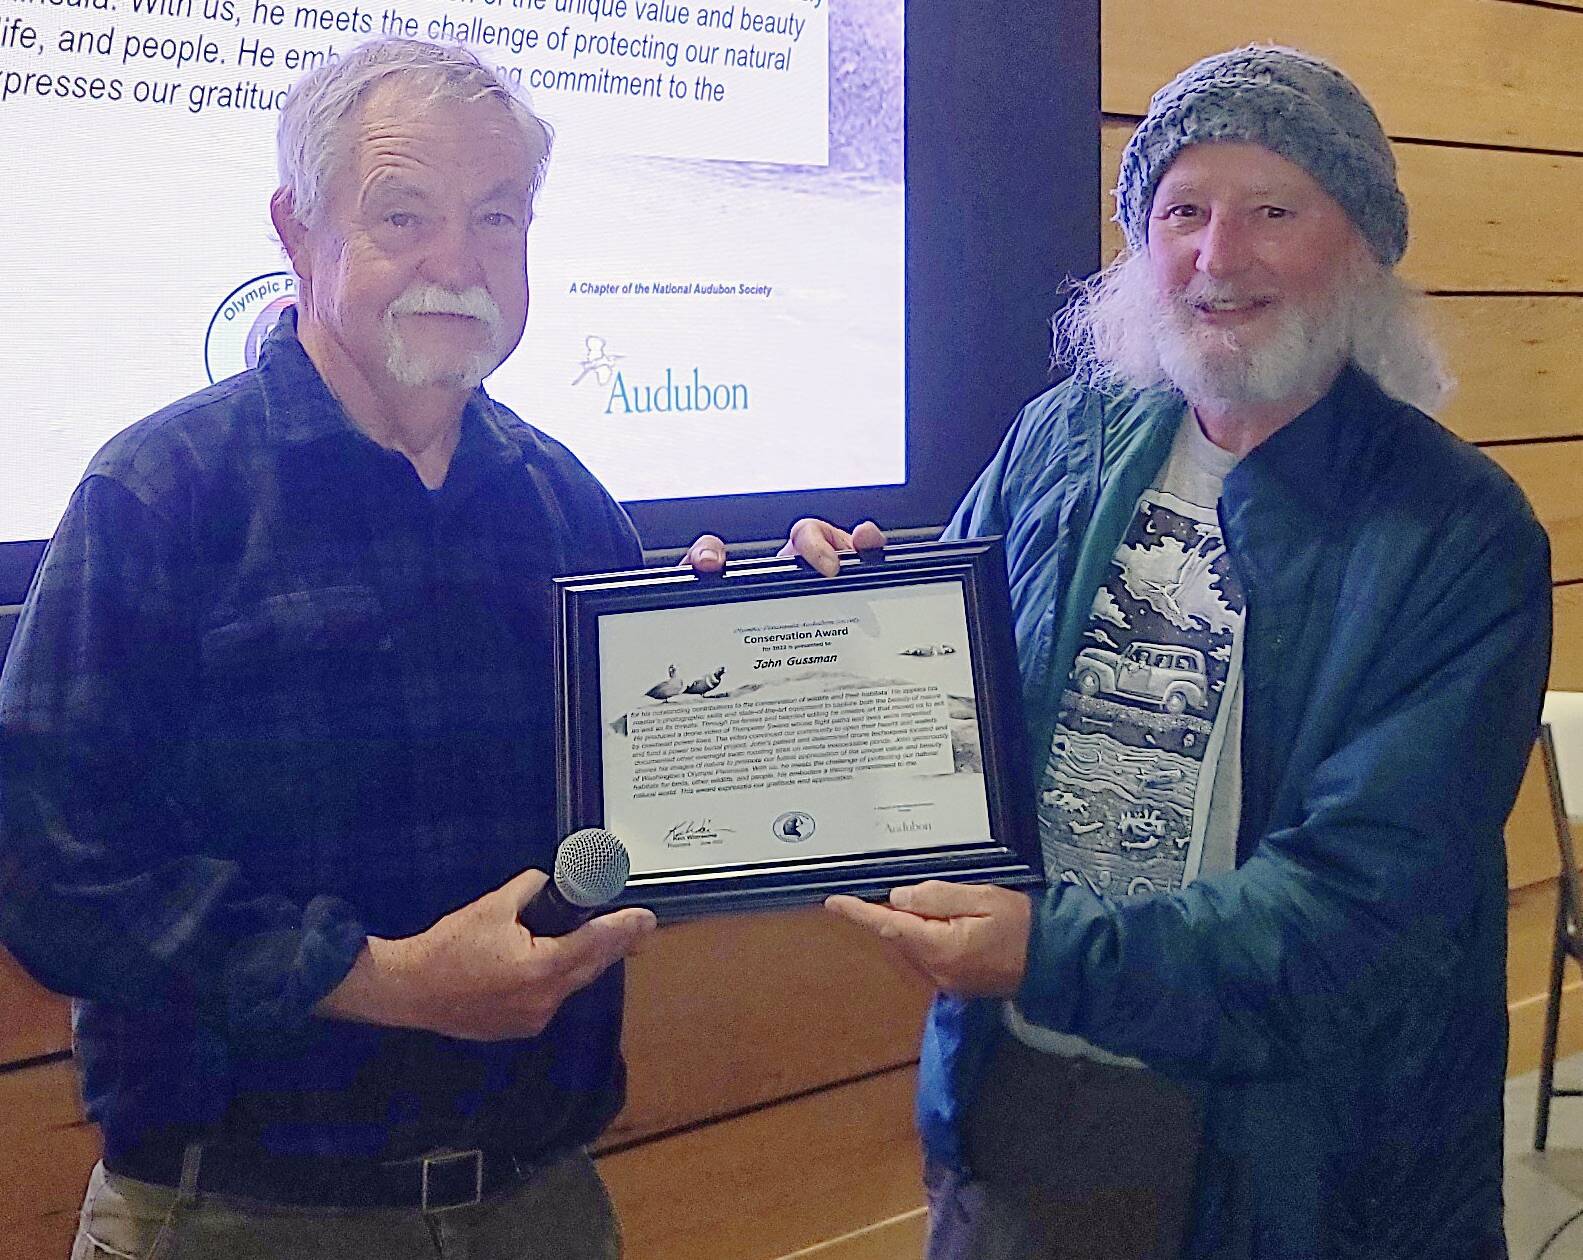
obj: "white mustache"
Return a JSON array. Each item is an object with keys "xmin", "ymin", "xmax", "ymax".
[
  {"xmin": 386, "ymin": 284, "xmax": 501, "ymax": 326},
  {"xmin": 1182, "ymin": 285, "xmax": 1271, "ymax": 305}
]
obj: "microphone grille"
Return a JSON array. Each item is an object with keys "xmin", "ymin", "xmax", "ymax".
[{"xmin": 553, "ymin": 828, "xmax": 631, "ymax": 908}]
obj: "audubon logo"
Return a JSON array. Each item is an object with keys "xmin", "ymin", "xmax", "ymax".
[
  {"xmin": 573, "ymin": 336, "xmax": 751, "ymax": 416},
  {"xmin": 605, "ymin": 366, "xmax": 750, "ymax": 416}
]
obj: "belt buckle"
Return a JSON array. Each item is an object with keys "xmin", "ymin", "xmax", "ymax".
[{"xmin": 420, "ymin": 1149, "xmax": 484, "ymax": 1213}]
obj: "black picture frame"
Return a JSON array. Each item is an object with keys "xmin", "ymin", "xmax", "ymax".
[{"xmin": 554, "ymin": 538, "xmax": 1040, "ymax": 920}]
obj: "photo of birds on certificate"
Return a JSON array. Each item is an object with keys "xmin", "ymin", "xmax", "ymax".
[{"xmin": 596, "ymin": 580, "xmax": 993, "ymax": 877}]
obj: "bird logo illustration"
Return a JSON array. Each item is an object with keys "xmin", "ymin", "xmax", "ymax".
[
  {"xmin": 773, "ymin": 811, "xmax": 816, "ymax": 842},
  {"xmin": 573, "ymin": 335, "xmax": 624, "ymax": 386}
]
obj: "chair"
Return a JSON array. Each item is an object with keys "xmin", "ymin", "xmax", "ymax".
[{"xmin": 1535, "ymin": 691, "xmax": 1583, "ymax": 1151}]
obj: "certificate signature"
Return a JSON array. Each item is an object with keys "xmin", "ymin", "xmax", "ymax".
[{"xmin": 664, "ymin": 819, "xmax": 737, "ymax": 848}]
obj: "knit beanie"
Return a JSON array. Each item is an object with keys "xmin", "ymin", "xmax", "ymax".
[{"xmin": 1114, "ymin": 45, "xmax": 1408, "ymax": 266}]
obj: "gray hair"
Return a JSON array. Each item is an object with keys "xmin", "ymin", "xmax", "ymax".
[
  {"xmin": 276, "ymin": 38, "xmax": 552, "ymax": 227},
  {"xmin": 1053, "ymin": 249, "xmax": 1454, "ymax": 415}
]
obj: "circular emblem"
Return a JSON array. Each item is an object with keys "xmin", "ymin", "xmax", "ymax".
[
  {"xmin": 772, "ymin": 811, "xmax": 816, "ymax": 843},
  {"xmin": 204, "ymin": 272, "xmax": 298, "ymax": 384}
]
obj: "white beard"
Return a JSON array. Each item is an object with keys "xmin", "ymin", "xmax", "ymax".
[
  {"xmin": 1053, "ymin": 248, "xmax": 1454, "ymax": 416},
  {"xmin": 1151, "ymin": 276, "xmax": 1354, "ymax": 409},
  {"xmin": 382, "ymin": 283, "xmax": 506, "ymax": 390}
]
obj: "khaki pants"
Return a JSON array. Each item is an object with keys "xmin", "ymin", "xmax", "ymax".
[
  {"xmin": 70, "ymin": 1150, "xmax": 620, "ymax": 1260},
  {"xmin": 926, "ymin": 1035, "xmax": 1202, "ymax": 1260}
]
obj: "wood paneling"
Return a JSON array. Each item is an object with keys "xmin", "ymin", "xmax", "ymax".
[
  {"xmin": 1509, "ymin": 977, "xmax": 1583, "ymax": 1079},
  {"xmin": 607, "ymin": 907, "xmax": 929, "ymax": 1148},
  {"xmin": 0, "ymin": 948, "xmax": 70, "ymax": 1065},
  {"xmin": 599, "ymin": 1067, "xmax": 922, "ymax": 1260},
  {"xmin": 1511, "ymin": 878, "xmax": 1568, "ymax": 1003},
  {"xmin": 0, "ymin": 1059, "xmax": 97, "ymax": 1260},
  {"xmin": 1100, "ymin": 122, "xmax": 1583, "ymax": 292},
  {"xmin": 1101, "ymin": 0, "xmax": 1583, "ymax": 154},
  {"xmin": 1397, "ymin": 146, "xmax": 1583, "ymax": 293},
  {"xmin": 1504, "ymin": 596, "xmax": 1583, "ymax": 892},
  {"xmin": 775, "ymin": 1209, "xmax": 929, "ymax": 1260},
  {"xmin": 1098, "ymin": 123, "xmax": 1127, "ymax": 262},
  {"xmin": 1486, "ymin": 441, "xmax": 1583, "ymax": 584},
  {"xmin": 1432, "ymin": 299, "xmax": 1583, "ymax": 445},
  {"xmin": 1508, "ymin": 749, "xmax": 1560, "ymax": 893},
  {"xmin": 1555, "ymin": 585, "xmax": 1583, "ymax": 691},
  {"xmin": 1508, "ymin": 877, "xmax": 1583, "ymax": 1075}
]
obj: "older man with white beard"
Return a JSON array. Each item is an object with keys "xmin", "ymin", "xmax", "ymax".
[
  {"xmin": 793, "ymin": 46, "xmax": 1553, "ymax": 1260},
  {"xmin": 0, "ymin": 38, "xmax": 666, "ymax": 1260}
]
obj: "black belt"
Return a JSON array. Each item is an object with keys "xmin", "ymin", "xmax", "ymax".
[{"xmin": 107, "ymin": 1139, "xmax": 556, "ymax": 1212}]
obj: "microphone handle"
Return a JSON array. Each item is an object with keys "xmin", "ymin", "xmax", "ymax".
[{"xmin": 518, "ymin": 881, "xmax": 596, "ymax": 937}]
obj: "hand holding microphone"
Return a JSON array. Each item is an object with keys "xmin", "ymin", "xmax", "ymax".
[
  {"xmin": 518, "ymin": 828, "xmax": 633, "ymax": 937},
  {"xmin": 320, "ymin": 829, "xmax": 652, "ymax": 1042}
]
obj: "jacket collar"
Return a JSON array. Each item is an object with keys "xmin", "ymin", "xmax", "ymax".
[{"xmin": 1228, "ymin": 363, "xmax": 1398, "ymax": 524}]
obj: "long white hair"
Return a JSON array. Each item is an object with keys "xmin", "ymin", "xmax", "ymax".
[{"xmin": 1053, "ymin": 248, "xmax": 1454, "ymax": 415}]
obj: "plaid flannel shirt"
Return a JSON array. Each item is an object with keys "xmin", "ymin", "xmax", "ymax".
[{"xmin": 0, "ymin": 310, "xmax": 642, "ymax": 1164}]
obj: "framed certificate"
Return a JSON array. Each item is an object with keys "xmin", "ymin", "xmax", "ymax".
[{"xmin": 553, "ymin": 539, "xmax": 1040, "ymax": 919}]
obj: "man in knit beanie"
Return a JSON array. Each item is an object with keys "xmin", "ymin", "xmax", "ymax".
[{"xmin": 802, "ymin": 44, "xmax": 1551, "ymax": 1259}]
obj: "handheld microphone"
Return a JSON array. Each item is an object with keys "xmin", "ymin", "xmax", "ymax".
[{"xmin": 518, "ymin": 828, "xmax": 632, "ymax": 937}]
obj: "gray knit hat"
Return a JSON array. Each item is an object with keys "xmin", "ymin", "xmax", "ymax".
[{"xmin": 1115, "ymin": 45, "xmax": 1408, "ymax": 266}]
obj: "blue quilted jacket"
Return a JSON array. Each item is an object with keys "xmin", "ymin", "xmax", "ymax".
[{"xmin": 924, "ymin": 366, "xmax": 1552, "ymax": 1259}]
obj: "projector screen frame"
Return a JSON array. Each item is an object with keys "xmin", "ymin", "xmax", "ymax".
[{"xmin": 0, "ymin": 0, "xmax": 1099, "ymax": 605}]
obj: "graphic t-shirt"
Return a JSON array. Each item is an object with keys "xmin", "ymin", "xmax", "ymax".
[{"xmin": 1008, "ymin": 411, "xmax": 1244, "ymax": 1060}]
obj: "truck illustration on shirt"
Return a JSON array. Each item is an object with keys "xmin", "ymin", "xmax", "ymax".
[{"xmin": 1071, "ymin": 641, "xmax": 1209, "ymax": 715}]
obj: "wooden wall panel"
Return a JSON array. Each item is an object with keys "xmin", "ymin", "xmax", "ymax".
[
  {"xmin": 1396, "ymin": 146, "xmax": 1583, "ymax": 293},
  {"xmin": 0, "ymin": 948, "xmax": 70, "ymax": 1065},
  {"xmin": 1098, "ymin": 122, "xmax": 1127, "ymax": 262},
  {"xmin": 1511, "ymin": 878, "xmax": 1567, "ymax": 1004},
  {"xmin": 599, "ymin": 1068, "xmax": 922, "ymax": 1260},
  {"xmin": 1508, "ymin": 750, "xmax": 1559, "ymax": 893},
  {"xmin": 1486, "ymin": 442, "xmax": 1583, "ymax": 585},
  {"xmin": 781, "ymin": 1210, "xmax": 928, "ymax": 1260},
  {"xmin": 1555, "ymin": 585, "xmax": 1583, "ymax": 691},
  {"xmin": 608, "ymin": 908, "xmax": 928, "ymax": 1147},
  {"xmin": 1100, "ymin": 121, "xmax": 1583, "ymax": 292},
  {"xmin": 1101, "ymin": 0, "xmax": 1583, "ymax": 153},
  {"xmin": 1510, "ymin": 973, "xmax": 1583, "ymax": 1080},
  {"xmin": 0, "ymin": 1060, "xmax": 97, "ymax": 1260},
  {"xmin": 1508, "ymin": 880, "xmax": 1583, "ymax": 1076},
  {"xmin": 1432, "ymin": 299, "xmax": 1583, "ymax": 445}
]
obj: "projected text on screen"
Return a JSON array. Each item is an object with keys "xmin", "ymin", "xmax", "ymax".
[{"xmin": 0, "ymin": 0, "xmax": 902, "ymax": 543}]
